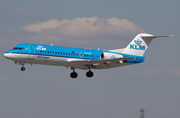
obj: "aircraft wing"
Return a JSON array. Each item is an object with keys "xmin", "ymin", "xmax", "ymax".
[{"xmin": 67, "ymin": 57, "xmax": 137, "ymax": 70}]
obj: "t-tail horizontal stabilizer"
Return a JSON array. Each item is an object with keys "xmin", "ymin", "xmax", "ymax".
[{"xmin": 122, "ymin": 33, "xmax": 174, "ymax": 56}]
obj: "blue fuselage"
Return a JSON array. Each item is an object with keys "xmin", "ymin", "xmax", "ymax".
[{"xmin": 5, "ymin": 43, "xmax": 145, "ymax": 63}]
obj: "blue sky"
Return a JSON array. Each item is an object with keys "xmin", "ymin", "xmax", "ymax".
[{"xmin": 0, "ymin": 0, "xmax": 180, "ymax": 118}]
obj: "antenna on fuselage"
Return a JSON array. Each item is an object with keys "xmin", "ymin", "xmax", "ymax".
[{"xmin": 50, "ymin": 44, "xmax": 53, "ymax": 46}]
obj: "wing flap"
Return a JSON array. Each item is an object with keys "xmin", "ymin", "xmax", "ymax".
[{"xmin": 67, "ymin": 57, "xmax": 137, "ymax": 65}]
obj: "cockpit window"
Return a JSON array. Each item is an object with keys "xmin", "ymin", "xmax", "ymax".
[
  {"xmin": 19, "ymin": 47, "xmax": 25, "ymax": 50},
  {"xmin": 13, "ymin": 47, "xmax": 25, "ymax": 50},
  {"xmin": 13, "ymin": 47, "xmax": 18, "ymax": 50}
]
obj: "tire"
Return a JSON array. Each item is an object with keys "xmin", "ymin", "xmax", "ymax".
[
  {"xmin": 70, "ymin": 72, "xmax": 78, "ymax": 78},
  {"xmin": 21, "ymin": 67, "xmax": 26, "ymax": 71}
]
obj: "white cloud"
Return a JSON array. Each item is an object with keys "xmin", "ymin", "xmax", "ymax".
[
  {"xmin": 142, "ymin": 68, "xmax": 162, "ymax": 75},
  {"xmin": 127, "ymin": 68, "xmax": 180, "ymax": 78},
  {"xmin": 22, "ymin": 19, "xmax": 70, "ymax": 33},
  {"xmin": 121, "ymin": 68, "xmax": 165, "ymax": 77},
  {"xmin": 21, "ymin": 17, "xmax": 144, "ymax": 37},
  {"xmin": 0, "ymin": 75, "xmax": 9, "ymax": 82},
  {"xmin": 168, "ymin": 68, "xmax": 180, "ymax": 77},
  {"xmin": 165, "ymin": 95, "xmax": 179, "ymax": 100},
  {"xmin": 0, "ymin": 17, "xmax": 144, "ymax": 50}
]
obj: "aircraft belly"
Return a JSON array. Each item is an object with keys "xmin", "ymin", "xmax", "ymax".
[
  {"xmin": 11, "ymin": 54, "xmax": 136, "ymax": 70},
  {"xmin": 23, "ymin": 55, "xmax": 74, "ymax": 68},
  {"xmin": 31, "ymin": 55, "xmax": 68, "ymax": 65}
]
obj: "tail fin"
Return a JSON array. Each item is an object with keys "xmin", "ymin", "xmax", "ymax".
[{"xmin": 122, "ymin": 33, "xmax": 173, "ymax": 56}]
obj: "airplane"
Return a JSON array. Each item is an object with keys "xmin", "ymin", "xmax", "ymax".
[{"xmin": 4, "ymin": 33, "xmax": 173, "ymax": 78}]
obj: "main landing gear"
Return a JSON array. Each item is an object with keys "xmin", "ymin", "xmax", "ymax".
[
  {"xmin": 70, "ymin": 67, "xmax": 94, "ymax": 78},
  {"xmin": 21, "ymin": 66, "xmax": 26, "ymax": 71},
  {"xmin": 86, "ymin": 67, "xmax": 94, "ymax": 78},
  {"xmin": 70, "ymin": 68, "xmax": 78, "ymax": 78}
]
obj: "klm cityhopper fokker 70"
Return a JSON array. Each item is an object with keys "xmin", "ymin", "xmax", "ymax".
[{"xmin": 4, "ymin": 33, "xmax": 173, "ymax": 78}]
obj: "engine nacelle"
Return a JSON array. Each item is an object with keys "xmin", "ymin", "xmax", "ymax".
[{"xmin": 100, "ymin": 52, "xmax": 123, "ymax": 59}]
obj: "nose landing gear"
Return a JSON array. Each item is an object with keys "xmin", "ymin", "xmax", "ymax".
[{"xmin": 15, "ymin": 62, "xmax": 26, "ymax": 71}]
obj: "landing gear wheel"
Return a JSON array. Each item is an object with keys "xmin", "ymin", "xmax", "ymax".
[
  {"xmin": 70, "ymin": 72, "xmax": 78, "ymax": 78},
  {"xmin": 21, "ymin": 67, "xmax": 26, "ymax": 71},
  {"xmin": 86, "ymin": 71, "xmax": 94, "ymax": 78}
]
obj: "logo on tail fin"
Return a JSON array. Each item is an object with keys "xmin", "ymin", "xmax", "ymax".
[{"xmin": 130, "ymin": 39, "xmax": 145, "ymax": 50}]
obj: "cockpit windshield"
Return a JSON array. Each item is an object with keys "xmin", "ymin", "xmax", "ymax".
[
  {"xmin": 13, "ymin": 47, "xmax": 18, "ymax": 50},
  {"xmin": 13, "ymin": 47, "xmax": 25, "ymax": 50},
  {"xmin": 18, "ymin": 47, "xmax": 25, "ymax": 50}
]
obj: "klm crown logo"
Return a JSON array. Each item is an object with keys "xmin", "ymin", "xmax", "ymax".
[
  {"xmin": 111, "ymin": 55, "xmax": 116, "ymax": 59},
  {"xmin": 134, "ymin": 39, "xmax": 142, "ymax": 45},
  {"xmin": 36, "ymin": 46, "xmax": 46, "ymax": 50}
]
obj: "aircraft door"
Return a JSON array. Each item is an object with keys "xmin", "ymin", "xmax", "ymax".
[
  {"xmin": 79, "ymin": 52, "xmax": 83, "ymax": 58},
  {"xmin": 28, "ymin": 45, "xmax": 35, "ymax": 60}
]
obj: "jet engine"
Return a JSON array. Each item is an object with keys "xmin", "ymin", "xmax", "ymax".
[{"xmin": 100, "ymin": 52, "xmax": 123, "ymax": 59}]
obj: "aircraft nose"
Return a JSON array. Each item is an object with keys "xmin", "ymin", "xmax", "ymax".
[{"xmin": 4, "ymin": 52, "xmax": 12, "ymax": 59}]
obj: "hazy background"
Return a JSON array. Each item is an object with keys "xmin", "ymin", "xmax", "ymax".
[{"xmin": 0, "ymin": 0, "xmax": 180, "ymax": 118}]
